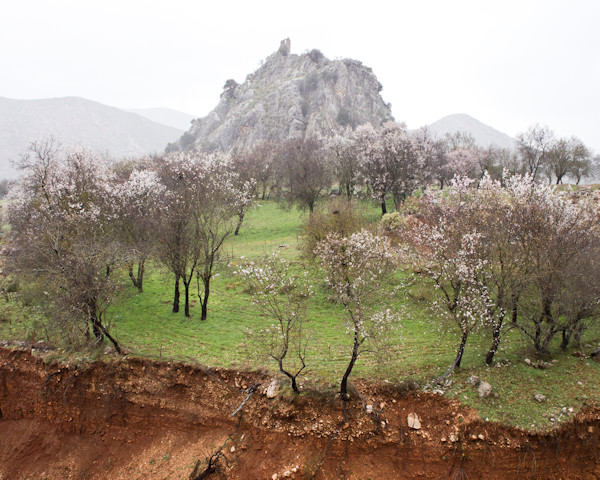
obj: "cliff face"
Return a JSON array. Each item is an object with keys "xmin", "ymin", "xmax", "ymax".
[{"xmin": 170, "ymin": 39, "xmax": 393, "ymax": 152}]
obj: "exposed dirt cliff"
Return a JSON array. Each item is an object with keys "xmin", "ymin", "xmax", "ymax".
[{"xmin": 1, "ymin": 347, "xmax": 600, "ymax": 479}]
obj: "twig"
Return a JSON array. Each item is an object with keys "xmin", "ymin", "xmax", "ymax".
[{"xmin": 230, "ymin": 383, "xmax": 260, "ymax": 417}]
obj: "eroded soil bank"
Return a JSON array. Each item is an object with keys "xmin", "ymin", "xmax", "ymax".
[{"xmin": 1, "ymin": 348, "xmax": 600, "ymax": 480}]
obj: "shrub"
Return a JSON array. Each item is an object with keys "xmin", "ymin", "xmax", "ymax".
[{"xmin": 299, "ymin": 197, "xmax": 369, "ymax": 259}]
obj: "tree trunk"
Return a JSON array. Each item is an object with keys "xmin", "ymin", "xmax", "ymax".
[
  {"xmin": 340, "ymin": 328, "xmax": 360, "ymax": 399},
  {"xmin": 201, "ymin": 277, "xmax": 210, "ymax": 321},
  {"xmin": 486, "ymin": 318, "xmax": 503, "ymax": 365},
  {"xmin": 183, "ymin": 278, "xmax": 191, "ymax": 317},
  {"xmin": 435, "ymin": 330, "xmax": 469, "ymax": 384},
  {"xmin": 454, "ymin": 330, "xmax": 468, "ymax": 369},
  {"xmin": 136, "ymin": 259, "xmax": 145, "ymax": 293},
  {"xmin": 560, "ymin": 329, "xmax": 571, "ymax": 350},
  {"xmin": 172, "ymin": 275, "xmax": 180, "ymax": 313},
  {"xmin": 92, "ymin": 317, "xmax": 123, "ymax": 354},
  {"xmin": 234, "ymin": 211, "xmax": 245, "ymax": 236},
  {"xmin": 380, "ymin": 200, "xmax": 387, "ymax": 216}
]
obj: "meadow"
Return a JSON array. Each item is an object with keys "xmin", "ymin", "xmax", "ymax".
[{"xmin": 1, "ymin": 199, "xmax": 599, "ymax": 430}]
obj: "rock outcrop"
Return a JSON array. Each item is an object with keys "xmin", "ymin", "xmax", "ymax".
[{"xmin": 168, "ymin": 39, "xmax": 393, "ymax": 152}]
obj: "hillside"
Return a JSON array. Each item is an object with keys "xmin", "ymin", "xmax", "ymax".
[
  {"xmin": 126, "ymin": 107, "xmax": 197, "ymax": 131},
  {"xmin": 0, "ymin": 96, "xmax": 183, "ymax": 178},
  {"xmin": 168, "ymin": 39, "xmax": 393, "ymax": 152},
  {"xmin": 426, "ymin": 113, "xmax": 516, "ymax": 150}
]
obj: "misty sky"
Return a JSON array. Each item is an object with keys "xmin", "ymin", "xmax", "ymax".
[{"xmin": 2, "ymin": 0, "xmax": 599, "ymax": 151}]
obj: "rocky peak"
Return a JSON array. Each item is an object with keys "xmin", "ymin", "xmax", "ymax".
[{"xmin": 168, "ymin": 40, "xmax": 393, "ymax": 153}]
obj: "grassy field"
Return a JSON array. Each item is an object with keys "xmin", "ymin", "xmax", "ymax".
[{"xmin": 1, "ymin": 199, "xmax": 599, "ymax": 430}]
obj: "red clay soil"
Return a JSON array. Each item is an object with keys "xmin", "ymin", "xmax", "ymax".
[{"xmin": 1, "ymin": 347, "xmax": 600, "ymax": 480}]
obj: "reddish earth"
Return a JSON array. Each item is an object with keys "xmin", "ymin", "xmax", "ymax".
[{"xmin": 1, "ymin": 347, "xmax": 600, "ymax": 480}]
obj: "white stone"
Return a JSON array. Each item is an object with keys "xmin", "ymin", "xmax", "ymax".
[
  {"xmin": 534, "ymin": 393, "xmax": 546, "ymax": 403},
  {"xmin": 477, "ymin": 381, "xmax": 493, "ymax": 399},
  {"xmin": 266, "ymin": 378, "xmax": 279, "ymax": 399},
  {"xmin": 407, "ymin": 412, "xmax": 422, "ymax": 430}
]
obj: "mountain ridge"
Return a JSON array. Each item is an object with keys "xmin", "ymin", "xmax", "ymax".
[
  {"xmin": 0, "ymin": 96, "xmax": 183, "ymax": 178},
  {"xmin": 424, "ymin": 113, "xmax": 516, "ymax": 150}
]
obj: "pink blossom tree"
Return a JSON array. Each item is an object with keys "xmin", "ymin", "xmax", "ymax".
[
  {"xmin": 113, "ymin": 163, "xmax": 166, "ymax": 292},
  {"xmin": 356, "ymin": 121, "xmax": 427, "ymax": 214},
  {"xmin": 315, "ymin": 230, "xmax": 398, "ymax": 399}
]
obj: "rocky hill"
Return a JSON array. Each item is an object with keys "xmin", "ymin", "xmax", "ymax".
[
  {"xmin": 168, "ymin": 39, "xmax": 393, "ymax": 152},
  {"xmin": 426, "ymin": 113, "xmax": 516, "ymax": 150},
  {"xmin": 0, "ymin": 96, "xmax": 183, "ymax": 178}
]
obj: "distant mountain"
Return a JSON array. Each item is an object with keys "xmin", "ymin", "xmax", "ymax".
[
  {"xmin": 169, "ymin": 39, "xmax": 393, "ymax": 152},
  {"xmin": 126, "ymin": 107, "xmax": 197, "ymax": 131},
  {"xmin": 426, "ymin": 113, "xmax": 516, "ymax": 150},
  {"xmin": 0, "ymin": 96, "xmax": 183, "ymax": 178}
]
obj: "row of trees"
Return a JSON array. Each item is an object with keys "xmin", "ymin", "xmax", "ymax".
[
  {"xmin": 240, "ymin": 172, "xmax": 600, "ymax": 396},
  {"xmin": 516, "ymin": 124, "xmax": 594, "ymax": 184},
  {"xmin": 3, "ymin": 120, "xmax": 597, "ymax": 395},
  {"xmin": 400, "ymin": 173, "xmax": 600, "ymax": 379},
  {"xmin": 5, "ymin": 140, "xmax": 252, "ymax": 352},
  {"xmin": 230, "ymin": 122, "xmax": 597, "ymax": 219}
]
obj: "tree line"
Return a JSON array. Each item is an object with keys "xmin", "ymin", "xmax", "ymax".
[{"xmin": 2, "ymin": 120, "xmax": 599, "ymax": 397}]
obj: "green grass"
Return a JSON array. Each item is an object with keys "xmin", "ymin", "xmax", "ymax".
[{"xmin": 1, "ymin": 198, "xmax": 599, "ymax": 430}]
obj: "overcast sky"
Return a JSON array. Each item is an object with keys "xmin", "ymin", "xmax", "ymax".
[{"xmin": 2, "ymin": 0, "xmax": 599, "ymax": 151}]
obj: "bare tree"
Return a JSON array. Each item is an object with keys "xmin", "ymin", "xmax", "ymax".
[
  {"xmin": 516, "ymin": 124, "xmax": 554, "ymax": 181},
  {"xmin": 326, "ymin": 127, "xmax": 360, "ymax": 197},
  {"xmin": 276, "ymin": 137, "xmax": 331, "ymax": 213}
]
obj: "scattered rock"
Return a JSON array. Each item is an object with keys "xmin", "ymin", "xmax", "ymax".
[
  {"xmin": 534, "ymin": 394, "xmax": 546, "ymax": 403},
  {"xmin": 466, "ymin": 375, "xmax": 480, "ymax": 387},
  {"xmin": 104, "ymin": 346, "xmax": 115, "ymax": 355},
  {"xmin": 449, "ymin": 432, "xmax": 459, "ymax": 442},
  {"xmin": 366, "ymin": 404, "xmax": 373, "ymax": 414},
  {"xmin": 266, "ymin": 378, "xmax": 280, "ymax": 399},
  {"xmin": 230, "ymin": 446, "xmax": 235, "ymax": 453},
  {"xmin": 407, "ymin": 413, "xmax": 422, "ymax": 430},
  {"xmin": 477, "ymin": 434, "xmax": 485, "ymax": 440},
  {"xmin": 524, "ymin": 358, "xmax": 531, "ymax": 365},
  {"xmin": 477, "ymin": 381, "xmax": 493, "ymax": 399}
]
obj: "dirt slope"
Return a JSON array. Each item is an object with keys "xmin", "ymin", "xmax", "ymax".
[{"xmin": 1, "ymin": 348, "xmax": 600, "ymax": 479}]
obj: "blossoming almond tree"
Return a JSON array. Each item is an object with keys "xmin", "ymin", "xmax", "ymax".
[
  {"xmin": 315, "ymin": 230, "xmax": 399, "ymax": 399},
  {"xmin": 6, "ymin": 141, "xmax": 124, "ymax": 352},
  {"xmin": 355, "ymin": 121, "xmax": 427, "ymax": 214},
  {"xmin": 113, "ymin": 165, "xmax": 166, "ymax": 293},
  {"xmin": 404, "ymin": 176, "xmax": 497, "ymax": 379},
  {"xmin": 239, "ymin": 253, "xmax": 311, "ymax": 393}
]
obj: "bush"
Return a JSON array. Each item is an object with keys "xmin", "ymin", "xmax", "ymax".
[
  {"xmin": 299, "ymin": 197, "xmax": 370, "ymax": 259},
  {"xmin": 381, "ymin": 211, "xmax": 405, "ymax": 230}
]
